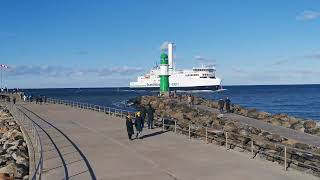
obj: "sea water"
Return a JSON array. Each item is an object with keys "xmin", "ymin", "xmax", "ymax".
[{"xmin": 24, "ymin": 84, "xmax": 320, "ymax": 121}]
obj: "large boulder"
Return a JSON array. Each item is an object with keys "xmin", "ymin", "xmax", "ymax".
[
  {"xmin": 223, "ymin": 122, "xmax": 239, "ymax": 132},
  {"xmin": 304, "ymin": 120, "xmax": 317, "ymax": 129},
  {"xmin": 247, "ymin": 109, "xmax": 259, "ymax": 119},
  {"xmin": 257, "ymin": 111, "xmax": 271, "ymax": 120}
]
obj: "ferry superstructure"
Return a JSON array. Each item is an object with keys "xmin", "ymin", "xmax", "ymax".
[{"xmin": 129, "ymin": 43, "xmax": 222, "ymax": 91}]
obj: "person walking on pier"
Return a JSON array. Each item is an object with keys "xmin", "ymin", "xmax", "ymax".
[
  {"xmin": 13, "ymin": 97, "xmax": 16, "ymax": 104},
  {"xmin": 126, "ymin": 113, "xmax": 134, "ymax": 140},
  {"xmin": 147, "ymin": 104, "xmax": 154, "ymax": 129},
  {"xmin": 39, "ymin": 96, "xmax": 43, "ymax": 105},
  {"xmin": 140, "ymin": 106, "xmax": 147, "ymax": 129},
  {"xmin": 225, "ymin": 97, "xmax": 231, "ymax": 113},
  {"xmin": 218, "ymin": 99, "xmax": 225, "ymax": 113},
  {"xmin": 135, "ymin": 112, "xmax": 143, "ymax": 139}
]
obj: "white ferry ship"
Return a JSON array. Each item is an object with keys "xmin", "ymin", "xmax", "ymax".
[{"xmin": 129, "ymin": 43, "xmax": 222, "ymax": 91}]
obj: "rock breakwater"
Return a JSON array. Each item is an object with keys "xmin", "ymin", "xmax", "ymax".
[
  {"xmin": 133, "ymin": 96, "xmax": 320, "ymax": 177},
  {"xmin": 0, "ymin": 106, "xmax": 29, "ymax": 179}
]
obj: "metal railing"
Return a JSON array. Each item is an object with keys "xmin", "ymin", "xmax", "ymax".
[
  {"xmin": 46, "ymin": 98, "xmax": 136, "ymax": 118},
  {"xmin": 6, "ymin": 102, "xmax": 43, "ymax": 180},
  {"xmin": 160, "ymin": 118, "xmax": 320, "ymax": 173},
  {"xmin": 41, "ymin": 98, "xmax": 320, "ymax": 176}
]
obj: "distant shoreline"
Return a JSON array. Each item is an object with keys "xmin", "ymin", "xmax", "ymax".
[{"xmin": 14, "ymin": 83, "xmax": 320, "ymax": 90}]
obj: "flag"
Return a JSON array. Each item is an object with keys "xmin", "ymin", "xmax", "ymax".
[{"xmin": 0, "ymin": 64, "xmax": 8, "ymax": 68}]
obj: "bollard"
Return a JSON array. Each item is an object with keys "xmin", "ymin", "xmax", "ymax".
[
  {"xmin": 205, "ymin": 127, "xmax": 208, "ymax": 144},
  {"xmin": 225, "ymin": 132, "xmax": 228, "ymax": 150},
  {"xmin": 251, "ymin": 138, "xmax": 254, "ymax": 159},
  {"xmin": 188, "ymin": 124, "xmax": 191, "ymax": 138},
  {"xmin": 284, "ymin": 146, "xmax": 287, "ymax": 171},
  {"xmin": 174, "ymin": 120, "xmax": 177, "ymax": 133}
]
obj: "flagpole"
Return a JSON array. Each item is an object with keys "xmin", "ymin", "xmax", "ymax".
[{"xmin": 1, "ymin": 67, "xmax": 2, "ymax": 89}]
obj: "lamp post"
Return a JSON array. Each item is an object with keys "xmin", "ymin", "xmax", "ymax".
[{"xmin": 0, "ymin": 64, "xmax": 9, "ymax": 90}]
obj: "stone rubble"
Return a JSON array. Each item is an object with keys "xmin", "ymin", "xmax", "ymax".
[
  {"xmin": 0, "ymin": 106, "xmax": 29, "ymax": 179},
  {"xmin": 132, "ymin": 96, "xmax": 320, "ymax": 177}
]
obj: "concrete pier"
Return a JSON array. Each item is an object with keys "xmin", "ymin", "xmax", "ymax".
[{"xmin": 14, "ymin": 102, "xmax": 317, "ymax": 180}]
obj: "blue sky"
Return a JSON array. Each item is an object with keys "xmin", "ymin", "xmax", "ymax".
[{"xmin": 1, "ymin": 0, "xmax": 320, "ymax": 88}]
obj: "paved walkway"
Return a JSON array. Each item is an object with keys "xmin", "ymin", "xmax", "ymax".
[
  {"xmin": 18, "ymin": 102, "xmax": 317, "ymax": 180},
  {"xmin": 194, "ymin": 105, "xmax": 320, "ymax": 147}
]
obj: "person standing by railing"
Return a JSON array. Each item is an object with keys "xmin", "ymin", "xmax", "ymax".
[
  {"xmin": 140, "ymin": 105, "xmax": 147, "ymax": 129},
  {"xmin": 147, "ymin": 104, "xmax": 155, "ymax": 129},
  {"xmin": 225, "ymin": 97, "xmax": 231, "ymax": 113},
  {"xmin": 126, "ymin": 112, "xmax": 135, "ymax": 141},
  {"xmin": 218, "ymin": 99, "xmax": 225, "ymax": 114}
]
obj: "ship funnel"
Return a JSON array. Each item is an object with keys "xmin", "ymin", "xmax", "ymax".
[{"xmin": 168, "ymin": 43, "xmax": 174, "ymax": 70}]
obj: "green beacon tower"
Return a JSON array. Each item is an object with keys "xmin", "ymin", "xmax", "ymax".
[{"xmin": 159, "ymin": 53, "xmax": 170, "ymax": 95}]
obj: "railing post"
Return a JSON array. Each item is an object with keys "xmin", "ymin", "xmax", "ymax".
[
  {"xmin": 162, "ymin": 118, "xmax": 165, "ymax": 131},
  {"xmin": 109, "ymin": 107, "xmax": 111, "ymax": 115},
  {"xmin": 104, "ymin": 107, "xmax": 106, "ymax": 113},
  {"xmin": 225, "ymin": 132, "xmax": 228, "ymax": 150},
  {"xmin": 205, "ymin": 127, "xmax": 208, "ymax": 144},
  {"xmin": 99, "ymin": 106, "xmax": 101, "ymax": 112},
  {"xmin": 174, "ymin": 120, "xmax": 177, "ymax": 133},
  {"xmin": 188, "ymin": 124, "xmax": 191, "ymax": 138},
  {"xmin": 284, "ymin": 146, "xmax": 287, "ymax": 171},
  {"xmin": 251, "ymin": 137, "xmax": 254, "ymax": 159}
]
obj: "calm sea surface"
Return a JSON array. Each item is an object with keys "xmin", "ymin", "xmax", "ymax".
[{"xmin": 24, "ymin": 84, "xmax": 320, "ymax": 121}]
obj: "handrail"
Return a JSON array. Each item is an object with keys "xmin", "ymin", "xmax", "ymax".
[
  {"xmin": 5, "ymin": 102, "xmax": 43, "ymax": 180},
  {"xmin": 160, "ymin": 118, "xmax": 320, "ymax": 173},
  {"xmin": 46, "ymin": 97, "xmax": 319, "ymax": 175},
  {"xmin": 46, "ymin": 98, "xmax": 136, "ymax": 118}
]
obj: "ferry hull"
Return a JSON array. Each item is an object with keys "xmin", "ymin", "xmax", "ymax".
[{"xmin": 130, "ymin": 85, "xmax": 221, "ymax": 91}]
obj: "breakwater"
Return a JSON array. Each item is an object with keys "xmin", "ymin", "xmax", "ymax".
[
  {"xmin": 133, "ymin": 95, "xmax": 320, "ymax": 177},
  {"xmin": 0, "ymin": 104, "xmax": 29, "ymax": 179}
]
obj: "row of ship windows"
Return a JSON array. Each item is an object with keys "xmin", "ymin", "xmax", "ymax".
[
  {"xmin": 194, "ymin": 69, "xmax": 214, "ymax": 72},
  {"xmin": 185, "ymin": 74, "xmax": 199, "ymax": 76}
]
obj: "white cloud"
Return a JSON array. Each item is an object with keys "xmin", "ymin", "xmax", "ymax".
[
  {"xmin": 6, "ymin": 65, "xmax": 144, "ymax": 77},
  {"xmin": 194, "ymin": 55, "xmax": 216, "ymax": 65},
  {"xmin": 296, "ymin": 10, "xmax": 320, "ymax": 21},
  {"xmin": 159, "ymin": 41, "xmax": 176, "ymax": 51}
]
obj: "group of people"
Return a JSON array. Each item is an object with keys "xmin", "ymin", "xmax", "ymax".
[
  {"xmin": 35, "ymin": 95, "xmax": 47, "ymax": 105},
  {"xmin": 125, "ymin": 104, "xmax": 155, "ymax": 140},
  {"xmin": 218, "ymin": 97, "xmax": 231, "ymax": 113}
]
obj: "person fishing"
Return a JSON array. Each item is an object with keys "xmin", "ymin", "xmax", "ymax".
[
  {"xmin": 135, "ymin": 111, "xmax": 143, "ymax": 139},
  {"xmin": 126, "ymin": 112, "xmax": 134, "ymax": 140}
]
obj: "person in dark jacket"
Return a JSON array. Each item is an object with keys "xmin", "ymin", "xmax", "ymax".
[
  {"xmin": 218, "ymin": 99, "xmax": 225, "ymax": 113},
  {"xmin": 225, "ymin": 97, "xmax": 231, "ymax": 113},
  {"xmin": 140, "ymin": 106, "xmax": 147, "ymax": 129},
  {"xmin": 13, "ymin": 97, "xmax": 16, "ymax": 104},
  {"xmin": 147, "ymin": 104, "xmax": 154, "ymax": 129},
  {"xmin": 126, "ymin": 113, "xmax": 134, "ymax": 140},
  {"xmin": 135, "ymin": 112, "xmax": 143, "ymax": 139}
]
